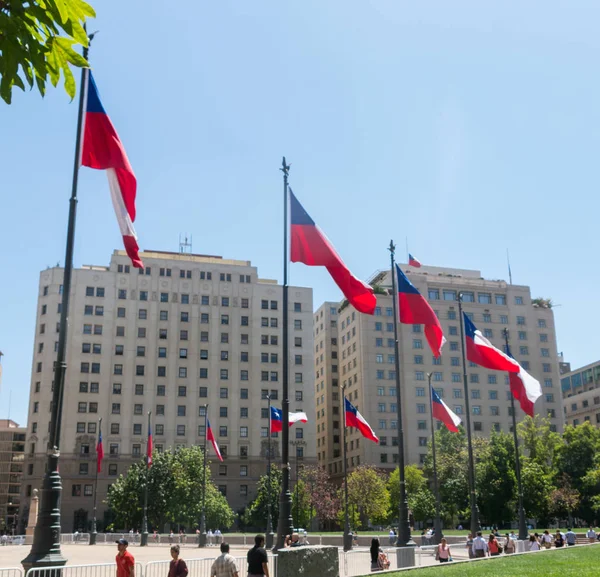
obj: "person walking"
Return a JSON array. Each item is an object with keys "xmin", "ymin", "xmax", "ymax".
[
  {"xmin": 465, "ymin": 534, "xmax": 475, "ymax": 559},
  {"xmin": 504, "ymin": 533, "xmax": 515, "ymax": 555},
  {"xmin": 488, "ymin": 533, "xmax": 500, "ymax": 556},
  {"xmin": 247, "ymin": 534, "xmax": 269, "ymax": 577},
  {"xmin": 586, "ymin": 526, "xmax": 597, "ymax": 543},
  {"xmin": 565, "ymin": 528, "xmax": 577, "ymax": 547},
  {"xmin": 115, "ymin": 539, "xmax": 135, "ymax": 577},
  {"xmin": 168, "ymin": 545, "xmax": 188, "ymax": 577},
  {"xmin": 210, "ymin": 542, "xmax": 239, "ymax": 577},
  {"xmin": 369, "ymin": 537, "xmax": 389, "ymax": 572},
  {"xmin": 472, "ymin": 531, "xmax": 488, "ymax": 558},
  {"xmin": 436, "ymin": 538, "xmax": 451, "ymax": 563}
]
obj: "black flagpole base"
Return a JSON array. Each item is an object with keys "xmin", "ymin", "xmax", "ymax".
[{"xmin": 22, "ymin": 452, "xmax": 67, "ymax": 572}]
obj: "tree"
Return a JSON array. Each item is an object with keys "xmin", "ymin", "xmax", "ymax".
[
  {"xmin": 0, "ymin": 0, "xmax": 96, "ymax": 103},
  {"xmin": 549, "ymin": 474, "xmax": 581, "ymax": 524},
  {"xmin": 346, "ymin": 466, "xmax": 389, "ymax": 527},
  {"xmin": 518, "ymin": 415, "xmax": 560, "ymax": 469},
  {"xmin": 299, "ymin": 465, "xmax": 340, "ymax": 528},
  {"xmin": 423, "ymin": 427, "xmax": 469, "ymax": 527},
  {"xmin": 291, "ymin": 478, "xmax": 312, "ymax": 529},
  {"xmin": 387, "ymin": 465, "xmax": 435, "ymax": 524},
  {"xmin": 520, "ymin": 459, "xmax": 554, "ymax": 524},
  {"xmin": 106, "ymin": 447, "xmax": 235, "ymax": 531},
  {"xmin": 243, "ymin": 465, "xmax": 282, "ymax": 529},
  {"xmin": 475, "ymin": 432, "xmax": 517, "ymax": 526}
]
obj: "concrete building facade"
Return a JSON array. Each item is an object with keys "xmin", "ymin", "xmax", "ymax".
[
  {"xmin": 315, "ymin": 264, "xmax": 562, "ymax": 479},
  {"xmin": 20, "ymin": 250, "xmax": 315, "ymax": 531},
  {"xmin": 561, "ymin": 360, "xmax": 600, "ymax": 428},
  {"xmin": 0, "ymin": 419, "xmax": 26, "ymax": 534}
]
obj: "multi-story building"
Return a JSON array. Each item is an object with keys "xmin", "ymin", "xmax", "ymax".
[
  {"xmin": 561, "ymin": 360, "xmax": 600, "ymax": 427},
  {"xmin": 0, "ymin": 419, "xmax": 26, "ymax": 534},
  {"xmin": 20, "ymin": 250, "xmax": 315, "ymax": 531},
  {"xmin": 315, "ymin": 264, "xmax": 562, "ymax": 479}
]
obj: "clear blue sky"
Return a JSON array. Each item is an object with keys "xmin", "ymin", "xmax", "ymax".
[{"xmin": 1, "ymin": 1, "xmax": 599, "ymax": 425}]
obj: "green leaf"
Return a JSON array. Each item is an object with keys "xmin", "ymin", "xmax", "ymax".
[
  {"xmin": 35, "ymin": 73, "xmax": 46, "ymax": 97},
  {"xmin": 22, "ymin": 62, "xmax": 35, "ymax": 88},
  {"xmin": 49, "ymin": 0, "xmax": 69, "ymax": 25},
  {"xmin": 61, "ymin": 58, "xmax": 76, "ymax": 99},
  {"xmin": 12, "ymin": 74, "xmax": 26, "ymax": 91},
  {"xmin": 46, "ymin": 40, "xmax": 60, "ymax": 87},
  {"xmin": 0, "ymin": 75, "xmax": 12, "ymax": 104},
  {"xmin": 54, "ymin": 36, "xmax": 89, "ymax": 68}
]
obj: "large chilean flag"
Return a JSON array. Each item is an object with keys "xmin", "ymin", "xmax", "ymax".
[
  {"xmin": 207, "ymin": 419, "xmax": 223, "ymax": 462},
  {"xmin": 396, "ymin": 265, "xmax": 445, "ymax": 357},
  {"xmin": 344, "ymin": 398, "xmax": 379, "ymax": 443},
  {"xmin": 431, "ymin": 387, "xmax": 461, "ymax": 433},
  {"xmin": 464, "ymin": 314, "xmax": 520, "ymax": 372},
  {"xmin": 290, "ymin": 190, "xmax": 376, "ymax": 315},
  {"xmin": 81, "ymin": 73, "xmax": 143, "ymax": 269}
]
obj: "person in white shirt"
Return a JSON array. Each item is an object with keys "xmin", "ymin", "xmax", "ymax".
[
  {"xmin": 207, "ymin": 529, "xmax": 214, "ymax": 546},
  {"xmin": 388, "ymin": 529, "xmax": 395, "ymax": 546},
  {"xmin": 586, "ymin": 527, "xmax": 596, "ymax": 543},
  {"xmin": 565, "ymin": 528, "xmax": 577, "ymax": 546},
  {"xmin": 472, "ymin": 531, "xmax": 489, "ymax": 558},
  {"xmin": 529, "ymin": 535, "xmax": 540, "ymax": 551},
  {"xmin": 541, "ymin": 530, "xmax": 553, "ymax": 549}
]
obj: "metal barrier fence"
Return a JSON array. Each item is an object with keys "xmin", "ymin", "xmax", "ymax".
[
  {"xmin": 25, "ymin": 562, "xmax": 143, "ymax": 577},
  {"xmin": 0, "ymin": 569, "xmax": 24, "ymax": 577},
  {"xmin": 146, "ymin": 555, "xmax": 277, "ymax": 577}
]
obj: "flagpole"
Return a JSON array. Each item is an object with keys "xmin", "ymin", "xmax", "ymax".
[
  {"xmin": 341, "ymin": 387, "xmax": 352, "ymax": 551},
  {"xmin": 199, "ymin": 404, "xmax": 208, "ymax": 547},
  {"xmin": 265, "ymin": 395, "xmax": 274, "ymax": 549},
  {"xmin": 503, "ymin": 329, "xmax": 527, "ymax": 541},
  {"xmin": 276, "ymin": 157, "xmax": 294, "ymax": 549},
  {"xmin": 89, "ymin": 417, "xmax": 102, "ymax": 546},
  {"xmin": 426, "ymin": 375, "xmax": 442, "ymax": 545},
  {"xmin": 389, "ymin": 240, "xmax": 415, "ymax": 548},
  {"xmin": 457, "ymin": 297, "xmax": 480, "ymax": 537},
  {"xmin": 22, "ymin": 33, "xmax": 95, "ymax": 572},
  {"xmin": 141, "ymin": 411, "xmax": 151, "ymax": 547}
]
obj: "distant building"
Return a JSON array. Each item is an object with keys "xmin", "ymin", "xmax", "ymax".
[
  {"xmin": 561, "ymin": 360, "xmax": 600, "ymax": 427},
  {"xmin": 21, "ymin": 249, "xmax": 316, "ymax": 531},
  {"xmin": 315, "ymin": 263, "xmax": 562, "ymax": 479},
  {"xmin": 0, "ymin": 419, "xmax": 26, "ymax": 534}
]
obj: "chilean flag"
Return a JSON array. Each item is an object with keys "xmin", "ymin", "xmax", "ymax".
[
  {"xmin": 464, "ymin": 314, "xmax": 520, "ymax": 373},
  {"xmin": 270, "ymin": 406, "xmax": 308, "ymax": 433},
  {"xmin": 81, "ymin": 73, "xmax": 143, "ymax": 269},
  {"xmin": 396, "ymin": 265, "xmax": 446, "ymax": 357},
  {"xmin": 96, "ymin": 427, "xmax": 104, "ymax": 473},
  {"xmin": 431, "ymin": 387, "xmax": 461, "ymax": 433},
  {"xmin": 408, "ymin": 254, "xmax": 422, "ymax": 268},
  {"xmin": 146, "ymin": 422, "xmax": 153, "ymax": 467},
  {"xmin": 344, "ymin": 398, "xmax": 379, "ymax": 443},
  {"xmin": 290, "ymin": 190, "xmax": 376, "ymax": 315},
  {"xmin": 506, "ymin": 346, "xmax": 542, "ymax": 417},
  {"xmin": 207, "ymin": 419, "xmax": 223, "ymax": 462}
]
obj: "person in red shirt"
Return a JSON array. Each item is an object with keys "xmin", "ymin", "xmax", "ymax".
[{"xmin": 115, "ymin": 539, "xmax": 135, "ymax": 577}]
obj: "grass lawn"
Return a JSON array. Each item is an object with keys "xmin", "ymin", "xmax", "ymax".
[{"xmin": 373, "ymin": 545, "xmax": 600, "ymax": 577}]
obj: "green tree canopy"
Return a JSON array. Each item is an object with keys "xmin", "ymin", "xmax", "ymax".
[
  {"xmin": 346, "ymin": 465, "xmax": 390, "ymax": 527},
  {"xmin": 242, "ymin": 464, "xmax": 282, "ymax": 529},
  {"xmin": 106, "ymin": 447, "xmax": 235, "ymax": 531},
  {"xmin": 0, "ymin": 0, "xmax": 96, "ymax": 103}
]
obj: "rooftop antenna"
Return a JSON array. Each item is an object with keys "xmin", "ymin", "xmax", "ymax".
[{"xmin": 179, "ymin": 233, "xmax": 192, "ymax": 254}]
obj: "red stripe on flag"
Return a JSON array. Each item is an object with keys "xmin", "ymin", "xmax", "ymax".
[{"xmin": 291, "ymin": 224, "xmax": 376, "ymax": 314}]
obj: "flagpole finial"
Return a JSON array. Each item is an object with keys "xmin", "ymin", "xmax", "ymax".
[
  {"xmin": 281, "ymin": 156, "xmax": 290, "ymax": 176},
  {"xmin": 388, "ymin": 239, "xmax": 396, "ymax": 255}
]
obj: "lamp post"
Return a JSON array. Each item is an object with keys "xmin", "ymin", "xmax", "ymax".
[
  {"xmin": 265, "ymin": 395, "xmax": 274, "ymax": 549},
  {"xmin": 426, "ymin": 373, "xmax": 442, "ymax": 545},
  {"xmin": 198, "ymin": 404, "xmax": 208, "ymax": 547},
  {"xmin": 389, "ymin": 241, "xmax": 415, "ymax": 547},
  {"xmin": 457, "ymin": 297, "xmax": 481, "ymax": 537},
  {"xmin": 341, "ymin": 384, "xmax": 353, "ymax": 551}
]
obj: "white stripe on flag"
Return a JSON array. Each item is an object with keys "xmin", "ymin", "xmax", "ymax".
[{"xmin": 107, "ymin": 168, "xmax": 138, "ymax": 239}]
